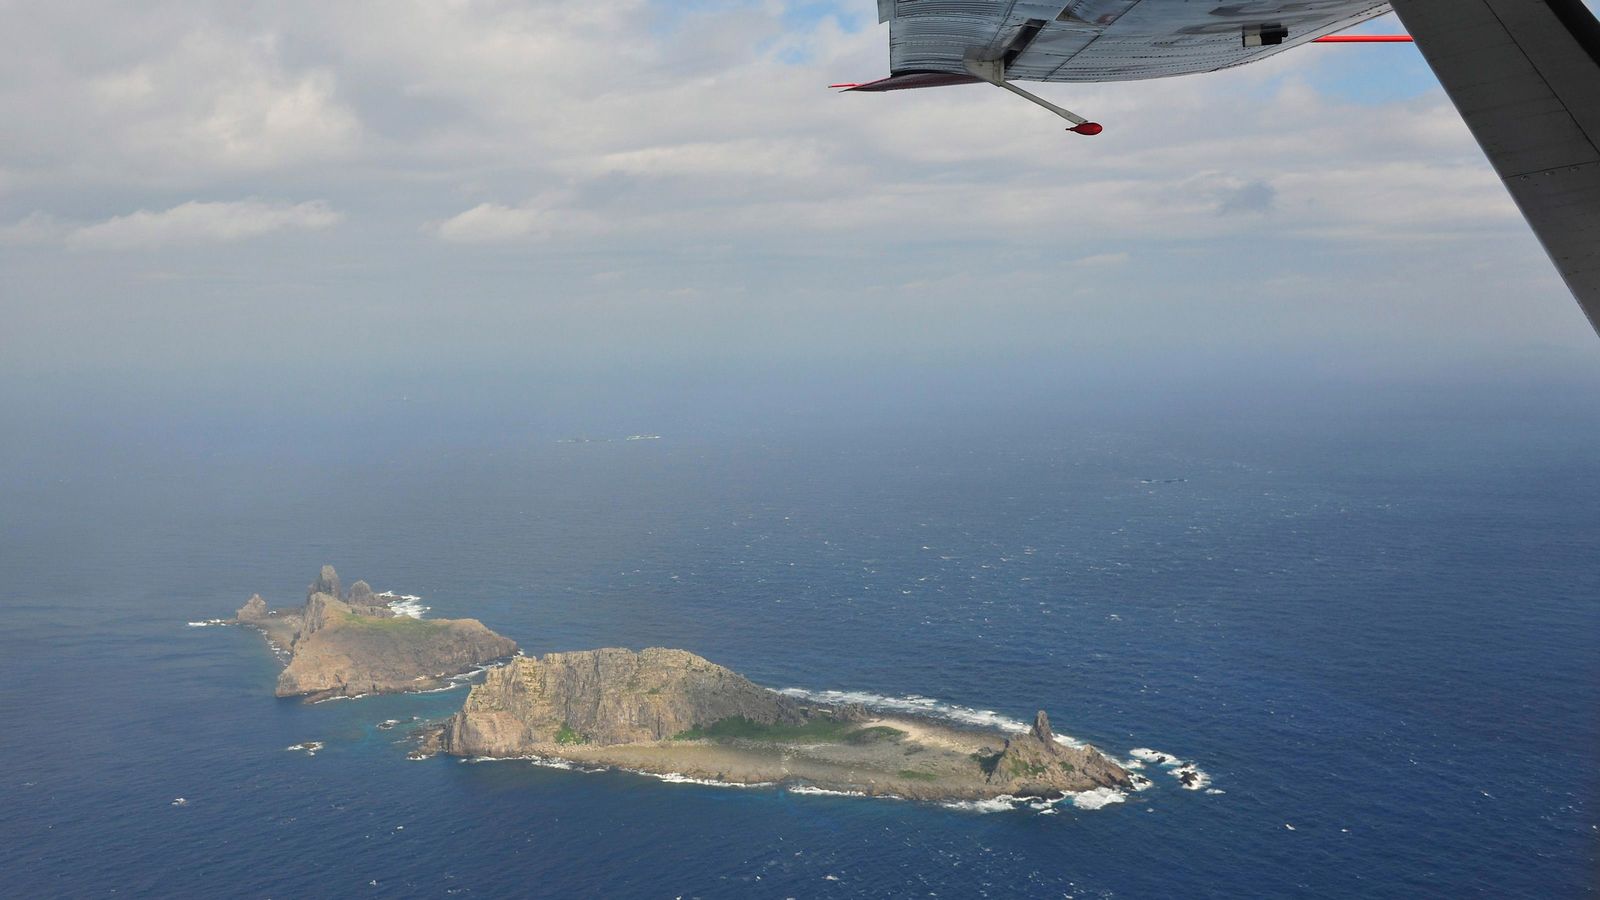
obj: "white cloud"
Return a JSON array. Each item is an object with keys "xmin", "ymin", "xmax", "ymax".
[
  {"xmin": 434, "ymin": 202, "xmax": 548, "ymax": 243},
  {"xmin": 61, "ymin": 199, "xmax": 340, "ymax": 249},
  {"xmin": 1070, "ymin": 252, "xmax": 1131, "ymax": 268},
  {"xmin": 0, "ymin": 4, "xmax": 1588, "ymax": 361},
  {"xmin": 0, "ymin": 211, "xmax": 67, "ymax": 244},
  {"xmin": 564, "ymin": 139, "xmax": 831, "ymax": 181}
]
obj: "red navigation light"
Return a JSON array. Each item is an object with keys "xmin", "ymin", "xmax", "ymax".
[{"xmin": 1070, "ymin": 122, "xmax": 1104, "ymax": 136}]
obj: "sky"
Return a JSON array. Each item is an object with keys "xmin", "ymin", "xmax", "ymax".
[{"xmin": 2, "ymin": 1, "xmax": 1597, "ymax": 397}]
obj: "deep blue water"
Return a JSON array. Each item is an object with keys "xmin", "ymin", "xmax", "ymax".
[{"xmin": 2, "ymin": 369, "xmax": 1597, "ymax": 898}]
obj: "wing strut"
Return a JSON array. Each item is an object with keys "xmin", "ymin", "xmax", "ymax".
[{"xmin": 962, "ymin": 58, "xmax": 1103, "ymax": 136}]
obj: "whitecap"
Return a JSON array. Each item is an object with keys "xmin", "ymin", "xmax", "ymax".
[
  {"xmin": 286, "ymin": 741, "xmax": 325, "ymax": 756},
  {"xmin": 638, "ymin": 771, "xmax": 775, "ymax": 789},
  {"xmin": 378, "ymin": 592, "xmax": 430, "ymax": 619},
  {"xmin": 941, "ymin": 795, "xmax": 1023, "ymax": 814},
  {"xmin": 1172, "ymin": 764, "xmax": 1211, "ymax": 790},
  {"xmin": 776, "ymin": 687, "xmax": 1087, "ymax": 746},
  {"xmin": 787, "ymin": 785, "xmax": 868, "ymax": 798},
  {"xmin": 186, "ymin": 619, "xmax": 230, "ymax": 627},
  {"xmin": 311, "ymin": 693, "xmax": 370, "ymax": 703},
  {"xmin": 170, "ymin": 797, "xmax": 188, "ymax": 806},
  {"xmin": 1069, "ymin": 787, "xmax": 1128, "ymax": 810}
]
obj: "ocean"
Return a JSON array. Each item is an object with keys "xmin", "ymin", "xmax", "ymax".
[{"xmin": 1, "ymin": 365, "xmax": 1596, "ymax": 897}]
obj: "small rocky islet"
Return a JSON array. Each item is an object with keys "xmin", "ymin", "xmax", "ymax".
[
  {"xmin": 235, "ymin": 565, "xmax": 516, "ymax": 702},
  {"xmin": 233, "ymin": 566, "xmax": 1135, "ymax": 804}
]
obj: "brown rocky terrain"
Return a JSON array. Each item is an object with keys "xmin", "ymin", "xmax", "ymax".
[
  {"xmin": 234, "ymin": 565, "xmax": 518, "ymax": 702},
  {"xmin": 432, "ymin": 647, "xmax": 1132, "ymax": 802}
]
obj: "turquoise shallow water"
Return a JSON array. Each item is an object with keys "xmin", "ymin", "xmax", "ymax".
[{"xmin": 1, "ymin": 373, "xmax": 1596, "ymax": 897}]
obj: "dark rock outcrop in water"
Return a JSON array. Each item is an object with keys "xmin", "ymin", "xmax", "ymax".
[
  {"xmin": 233, "ymin": 565, "xmax": 517, "ymax": 702},
  {"xmin": 435, "ymin": 647, "xmax": 1131, "ymax": 802}
]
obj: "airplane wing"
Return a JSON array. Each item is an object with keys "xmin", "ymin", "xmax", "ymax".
[
  {"xmin": 1389, "ymin": 0, "xmax": 1600, "ymax": 335},
  {"xmin": 879, "ymin": 1, "xmax": 1390, "ymax": 84}
]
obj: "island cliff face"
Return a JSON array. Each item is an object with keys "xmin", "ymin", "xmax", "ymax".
[
  {"xmin": 234, "ymin": 565, "xmax": 518, "ymax": 702},
  {"xmin": 436, "ymin": 647, "xmax": 1131, "ymax": 801},
  {"xmin": 444, "ymin": 648, "xmax": 810, "ymax": 756}
]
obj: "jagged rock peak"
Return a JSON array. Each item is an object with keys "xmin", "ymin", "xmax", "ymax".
[
  {"xmin": 236, "ymin": 594, "xmax": 268, "ymax": 622},
  {"xmin": 309, "ymin": 565, "xmax": 341, "ymax": 602},
  {"xmin": 347, "ymin": 580, "xmax": 376, "ymax": 605},
  {"xmin": 1030, "ymin": 710, "xmax": 1053, "ymax": 743}
]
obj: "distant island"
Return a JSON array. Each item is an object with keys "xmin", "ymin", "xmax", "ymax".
[
  {"xmin": 235, "ymin": 565, "xmax": 517, "ymax": 702},
  {"xmin": 232, "ymin": 566, "xmax": 1136, "ymax": 803}
]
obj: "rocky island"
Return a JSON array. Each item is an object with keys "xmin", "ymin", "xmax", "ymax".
[
  {"xmin": 235, "ymin": 565, "xmax": 518, "ymax": 702},
  {"xmin": 227, "ymin": 568, "xmax": 1143, "ymax": 804},
  {"xmin": 419, "ymin": 647, "xmax": 1133, "ymax": 802}
]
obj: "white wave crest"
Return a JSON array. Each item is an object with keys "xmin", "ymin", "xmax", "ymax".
[
  {"xmin": 776, "ymin": 687, "xmax": 1086, "ymax": 746},
  {"xmin": 638, "ymin": 771, "xmax": 775, "ymax": 789},
  {"xmin": 378, "ymin": 592, "xmax": 429, "ymax": 619},
  {"xmin": 1069, "ymin": 787, "xmax": 1128, "ymax": 810},
  {"xmin": 1127, "ymin": 747, "xmax": 1212, "ymax": 790},
  {"xmin": 787, "ymin": 785, "xmax": 868, "ymax": 798},
  {"xmin": 186, "ymin": 619, "xmax": 231, "ymax": 627},
  {"xmin": 285, "ymin": 741, "xmax": 324, "ymax": 756},
  {"xmin": 1172, "ymin": 764, "xmax": 1211, "ymax": 790},
  {"xmin": 941, "ymin": 795, "xmax": 1023, "ymax": 814}
]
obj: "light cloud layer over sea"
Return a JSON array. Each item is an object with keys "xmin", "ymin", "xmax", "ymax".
[{"xmin": 2, "ymin": 1, "xmax": 1596, "ymax": 376}]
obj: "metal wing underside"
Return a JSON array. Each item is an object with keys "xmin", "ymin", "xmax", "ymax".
[
  {"xmin": 1390, "ymin": 0, "xmax": 1600, "ymax": 336},
  {"xmin": 885, "ymin": 0, "xmax": 1392, "ymax": 82}
]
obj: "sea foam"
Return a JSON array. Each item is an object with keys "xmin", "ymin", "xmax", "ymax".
[
  {"xmin": 1069, "ymin": 787, "xmax": 1129, "ymax": 810},
  {"xmin": 776, "ymin": 687, "xmax": 1086, "ymax": 747},
  {"xmin": 379, "ymin": 592, "xmax": 429, "ymax": 619},
  {"xmin": 639, "ymin": 771, "xmax": 775, "ymax": 789},
  {"xmin": 941, "ymin": 796, "xmax": 1022, "ymax": 814},
  {"xmin": 1128, "ymin": 748, "xmax": 1212, "ymax": 790},
  {"xmin": 787, "ymin": 785, "xmax": 869, "ymax": 798}
]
